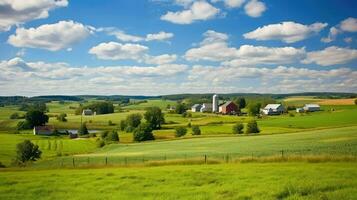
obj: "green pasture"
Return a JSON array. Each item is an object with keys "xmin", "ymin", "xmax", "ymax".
[
  {"xmin": 123, "ymin": 99, "xmax": 176, "ymax": 110},
  {"xmin": 1, "ymin": 162, "xmax": 356, "ymax": 200}
]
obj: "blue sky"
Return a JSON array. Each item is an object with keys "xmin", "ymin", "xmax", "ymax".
[{"xmin": 0, "ymin": 0, "xmax": 356, "ymax": 96}]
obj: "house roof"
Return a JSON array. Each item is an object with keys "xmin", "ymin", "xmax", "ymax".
[
  {"xmin": 192, "ymin": 104, "xmax": 201, "ymax": 108},
  {"xmin": 202, "ymin": 103, "xmax": 212, "ymax": 107},
  {"xmin": 304, "ymin": 104, "xmax": 320, "ymax": 108},
  {"xmin": 34, "ymin": 125, "xmax": 54, "ymax": 131},
  {"xmin": 220, "ymin": 101, "xmax": 235, "ymax": 108},
  {"xmin": 264, "ymin": 104, "xmax": 282, "ymax": 109}
]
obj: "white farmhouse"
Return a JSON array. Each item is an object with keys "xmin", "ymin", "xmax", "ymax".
[
  {"xmin": 191, "ymin": 104, "xmax": 202, "ymax": 112},
  {"xmin": 262, "ymin": 104, "xmax": 284, "ymax": 115},
  {"xmin": 200, "ymin": 103, "xmax": 212, "ymax": 112},
  {"xmin": 303, "ymin": 104, "xmax": 320, "ymax": 112}
]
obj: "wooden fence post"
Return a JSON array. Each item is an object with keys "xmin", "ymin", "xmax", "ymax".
[
  {"xmin": 204, "ymin": 155, "xmax": 207, "ymax": 164},
  {"xmin": 72, "ymin": 157, "xmax": 75, "ymax": 167}
]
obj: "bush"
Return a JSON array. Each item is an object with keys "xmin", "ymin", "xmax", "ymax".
[
  {"xmin": 126, "ymin": 113, "xmax": 142, "ymax": 128},
  {"xmin": 289, "ymin": 113, "xmax": 295, "ymax": 117},
  {"xmin": 246, "ymin": 120, "xmax": 260, "ymax": 134},
  {"xmin": 232, "ymin": 123, "xmax": 244, "ymax": 134},
  {"xmin": 14, "ymin": 140, "xmax": 42, "ymax": 164},
  {"xmin": 16, "ymin": 121, "xmax": 31, "ymax": 130},
  {"xmin": 78, "ymin": 123, "xmax": 89, "ymax": 135},
  {"xmin": 56, "ymin": 113, "xmax": 67, "ymax": 122},
  {"xmin": 191, "ymin": 125, "xmax": 201, "ymax": 135},
  {"xmin": 108, "ymin": 120, "xmax": 114, "ymax": 126},
  {"xmin": 125, "ymin": 126, "xmax": 135, "ymax": 133},
  {"xmin": 133, "ymin": 123, "xmax": 154, "ymax": 142},
  {"xmin": 119, "ymin": 120, "xmax": 127, "ymax": 131},
  {"xmin": 106, "ymin": 130, "xmax": 119, "ymax": 142},
  {"xmin": 10, "ymin": 112, "xmax": 20, "ymax": 119},
  {"xmin": 89, "ymin": 132, "xmax": 97, "ymax": 138},
  {"xmin": 96, "ymin": 139, "xmax": 105, "ymax": 148},
  {"xmin": 187, "ymin": 122, "xmax": 191, "ymax": 128},
  {"xmin": 100, "ymin": 131, "xmax": 109, "ymax": 139},
  {"xmin": 175, "ymin": 127, "xmax": 187, "ymax": 137}
]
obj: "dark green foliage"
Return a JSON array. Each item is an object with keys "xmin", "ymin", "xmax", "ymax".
[
  {"xmin": 175, "ymin": 127, "xmax": 187, "ymax": 137},
  {"xmin": 15, "ymin": 140, "xmax": 42, "ymax": 164},
  {"xmin": 247, "ymin": 103, "xmax": 262, "ymax": 116},
  {"xmin": 246, "ymin": 120, "xmax": 260, "ymax": 134},
  {"xmin": 16, "ymin": 121, "xmax": 31, "ymax": 130},
  {"xmin": 187, "ymin": 122, "xmax": 191, "ymax": 128},
  {"xmin": 125, "ymin": 126, "xmax": 135, "ymax": 133},
  {"xmin": 108, "ymin": 120, "xmax": 114, "ymax": 126},
  {"xmin": 96, "ymin": 139, "xmax": 105, "ymax": 148},
  {"xmin": 89, "ymin": 132, "xmax": 97, "ymax": 137},
  {"xmin": 19, "ymin": 102, "xmax": 48, "ymax": 112},
  {"xmin": 232, "ymin": 123, "xmax": 244, "ymax": 134},
  {"xmin": 10, "ymin": 112, "xmax": 20, "ymax": 119},
  {"xmin": 175, "ymin": 103, "xmax": 187, "ymax": 114},
  {"xmin": 289, "ymin": 113, "xmax": 295, "ymax": 117},
  {"xmin": 119, "ymin": 120, "xmax": 127, "ymax": 131},
  {"xmin": 133, "ymin": 123, "xmax": 155, "ymax": 142},
  {"xmin": 78, "ymin": 123, "xmax": 89, "ymax": 135},
  {"xmin": 191, "ymin": 126, "xmax": 201, "ymax": 135},
  {"xmin": 0, "ymin": 162, "xmax": 5, "ymax": 168},
  {"xmin": 56, "ymin": 113, "xmax": 67, "ymax": 122},
  {"xmin": 234, "ymin": 98, "xmax": 246, "ymax": 109},
  {"xmin": 144, "ymin": 107, "xmax": 165, "ymax": 130},
  {"xmin": 75, "ymin": 102, "xmax": 114, "ymax": 115},
  {"xmin": 25, "ymin": 110, "xmax": 49, "ymax": 128},
  {"xmin": 106, "ymin": 131, "xmax": 119, "ymax": 142},
  {"xmin": 355, "ymin": 99, "xmax": 357, "ymax": 105},
  {"xmin": 101, "ymin": 131, "xmax": 109, "ymax": 139},
  {"xmin": 126, "ymin": 113, "xmax": 142, "ymax": 128}
]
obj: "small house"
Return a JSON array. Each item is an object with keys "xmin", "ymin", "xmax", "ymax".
[
  {"xmin": 33, "ymin": 125, "xmax": 54, "ymax": 135},
  {"xmin": 82, "ymin": 109, "xmax": 93, "ymax": 116},
  {"xmin": 303, "ymin": 104, "xmax": 320, "ymax": 112},
  {"xmin": 296, "ymin": 108, "xmax": 304, "ymax": 113},
  {"xmin": 191, "ymin": 104, "xmax": 202, "ymax": 112},
  {"xmin": 219, "ymin": 101, "xmax": 238, "ymax": 115},
  {"xmin": 262, "ymin": 104, "xmax": 284, "ymax": 115},
  {"xmin": 200, "ymin": 103, "xmax": 212, "ymax": 112}
]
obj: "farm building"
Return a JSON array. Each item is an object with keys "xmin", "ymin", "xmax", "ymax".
[
  {"xmin": 82, "ymin": 109, "xmax": 94, "ymax": 116},
  {"xmin": 296, "ymin": 108, "xmax": 304, "ymax": 113},
  {"xmin": 219, "ymin": 101, "xmax": 238, "ymax": 115},
  {"xmin": 191, "ymin": 104, "xmax": 202, "ymax": 112},
  {"xmin": 33, "ymin": 125, "xmax": 54, "ymax": 135},
  {"xmin": 261, "ymin": 104, "xmax": 284, "ymax": 115},
  {"xmin": 212, "ymin": 94, "xmax": 219, "ymax": 113},
  {"xmin": 303, "ymin": 104, "xmax": 320, "ymax": 112},
  {"xmin": 200, "ymin": 103, "xmax": 212, "ymax": 112}
]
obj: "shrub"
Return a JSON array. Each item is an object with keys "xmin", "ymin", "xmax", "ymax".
[
  {"xmin": 125, "ymin": 126, "xmax": 134, "ymax": 133},
  {"xmin": 133, "ymin": 123, "xmax": 154, "ymax": 142},
  {"xmin": 247, "ymin": 103, "xmax": 261, "ymax": 116},
  {"xmin": 232, "ymin": 123, "xmax": 244, "ymax": 134},
  {"xmin": 119, "ymin": 120, "xmax": 127, "ymax": 131},
  {"xmin": 191, "ymin": 125, "xmax": 201, "ymax": 135},
  {"xmin": 175, "ymin": 103, "xmax": 186, "ymax": 114},
  {"xmin": 16, "ymin": 121, "xmax": 31, "ymax": 130},
  {"xmin": 96, "ymin": 139, "xmax": 105, "ymax": 148},
  {"xmin": 246, "ymin": 120, "xmax": 260, "ymax": 134},
  {"xmin": 56, "ymin": 113, "xmax": 67, "ymax": 122},
  {"xmin": 181, "ymin": 112, "xmax": 187, "ymax": 117},
  {"xmin": 289, "ymin": 113, "xmax": 295, "ymax": 117},
  {"xmin": 175, "ymin": 127, "xmax": 187, "ymax": 137},
  {"xmin": 78, "ymin": 123, "xmax": 89, "ymax": 135},
  {"xmin": 108, "ymin": 120, "xmax": 114, "ymax": 126},
  {"xmin": 10, "ymin": 112, "xmax": 20, "ymax": 119},
  {"xmin": 187, "ymin": 122, "xmax": 191, "ymax": 128},
  {"xmin": 106, "ymin": 130, "xmax": 119, "ymax": 142},
  {"xmin": 14, "ymin": 140, "xmax": 42, "ymax": 165},
  {"xmin": 89, "ymin": 132, "xmax": 97, "ymax": 138}
]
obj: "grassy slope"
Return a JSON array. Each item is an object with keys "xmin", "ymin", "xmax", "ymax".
[
  {"xmin": 0, "ymin": 162, "xmax": 356, "ymax": 200},
  {"xmin": 83, "ymin": 126, "xmax": 357, "ymax": 158}
]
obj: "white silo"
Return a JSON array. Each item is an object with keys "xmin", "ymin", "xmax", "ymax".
[{"xmin": 212, "ymin": 94, "xmax": 218, "ymax": 113}]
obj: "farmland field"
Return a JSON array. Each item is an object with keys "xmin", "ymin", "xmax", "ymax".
[{"xmin": 1, "ymin": 162, "xmax": 356, "ymax": 200}]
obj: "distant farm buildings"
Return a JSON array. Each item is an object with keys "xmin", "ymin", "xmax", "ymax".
[
  {"xmin": 200, "ymin": 103, "xmax": 212, "ymax": 112},
  {"xmin": 219, "ymin": 101, "xmax": 238, "ymax": 115},
  {"xmin": 33, "ymin": 125, "xmax": 54, "ymax": 135},
  {"xmin": 261, "ymin": 104, "xmax": 284, "ymax": 115},
  {"xmin": 212, "ymin": 94, "xmax": 219, "ymax": 113},
  {"xmin": 82, "ymin": 109, "xmax": 95, "ymax": 116},
  {"xmin": 296, "ymin": 104, "xmax": 321, "ymax": 113},
  {"xmin": 191, "ymin": 104, "xmax": 202, "ymax": 112}
]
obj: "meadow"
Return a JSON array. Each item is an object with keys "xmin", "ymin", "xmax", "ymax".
[{"xmin": 1, "ymin": 162, "xmax": 356, "ymax": 200}]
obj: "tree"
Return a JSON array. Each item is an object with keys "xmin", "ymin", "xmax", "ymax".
[
  {"xmin": 106, "ymin": 130, "xmax": 119, "ymax": 142},
  {"xmin": 56, "ymin": 113, "xmax": 67, "ymax": 122},
  {"xmin": 10, "ymin": 112, "xmax": 20, "ymax": 119},
  {"xmin": 175, "ymin": 103, "xmax": 186, "ymax": 114},
  {"xmin": 235, "ymin": 98, "xmax": 246, "ymax": 109},
  {"xmin": 119, "ymin": 120, "xmax": 127, "ymax": 131},
  {"xmin": 126, "ymin": 113, "xmax": 142, "ymax": 128},
  {"xmin": 246, "ymin": 120, "xmax": 260, "ymax": 134},
  {"xmin": 175, "ymin": 127, "xmax": 187, "ymax": 137},
  {"xmin": 144, "ymin": 107, "xmax": 165, "ymax": 130},
  {"xmin": 133, "ymin": 123, "xmax": 155, "ymax": 142},
  {"xmin": 25, "ymin": 110, "xmax": 49, "ymax": 128},
  {"xmin": 191, "ymin": 126, "xmax": 201, "ymax": 135},
  {"xmin": 15, "ymin": 140, "xmax": 42, "ymax": 164},
  {"xmin": 232, "ymin": 122, "xmax": 244, "ymax": 134},
  {"xmin": 78, "ymin": 123, "xmax": 89, "ymax": 135},
  {"xmin": 17, "ymin": 121, "xmax": 31, "ymax": 130},
  {"xmin": 247, "ymin": 103, "xmax": 261, "ymax": 116}
]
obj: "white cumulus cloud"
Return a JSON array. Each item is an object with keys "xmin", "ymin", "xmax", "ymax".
[
  {"xmin": 0, "ymin": 0, "xmax": 68, "ymax": 32},
  {"xmin": 88, "ymin": 42, "xmax": 149, "ymax": 60},
  {"xmin": 322, "ymin": 17, "xmax": 357, "ymax": 43},
  {"xmin": 211, "ymin": 0, "xmax": 246, "ymax": 8},
  {"xmin": 302, "ymin": 46, "xmax": 357, "ymax": 66},
  {"xmin": 8, "ymin": 20, "xmax": 91, "ymax": 51},
  {"xmin": 244, "ymin": 0, "xmax": 266, "ymax": 18},
  {"xmin": 244, "ymin": 21, "xmax": 328, "ymax": 43}
]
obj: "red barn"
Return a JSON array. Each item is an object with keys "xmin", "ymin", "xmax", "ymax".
[{"xmin": 219, "ymin": 101, "xmax": 238, "ymax": 115}]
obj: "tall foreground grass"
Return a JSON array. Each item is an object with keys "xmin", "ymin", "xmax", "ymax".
[{"xmin": 1, "ymin": 162, "xmax": 356, "ymax": 200}]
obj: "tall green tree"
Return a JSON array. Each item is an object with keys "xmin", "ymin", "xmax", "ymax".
[
  {"xmin": 126, "ymin": 113, "xmax": 142, "ymax": 128},
  {"xmin": 175, "ymin": 103, "xmax": 187, "ymax": 114},
  {"xmin": 247, "ymin": 103, "xmax": 261, "ymax": 116},
  {"xmin": 144, "ymin": 107, "xmax": 165, "ymax": 130},
  {"xmin": 25, "ymin": 110, "xmax": 49, "ymax": 128},
  {"xmin": 15, "ymin": 140, "xmax": 42, "ymax": 164},
  {"xmin": 78, "ymin": 123, "xmax": 89, "ymax": 135},
  {"xmin": 133, "ymin": 123, "xmax": 155, "ymax": 142},
  {"xmin": 235, "ymin": 98, "xmax": 246, "ymax": 109}
]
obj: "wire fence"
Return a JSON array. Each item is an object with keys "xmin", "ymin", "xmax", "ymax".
[{"xmin": 34, "ymin": 148, "xmax": 357, "ymax": 168}]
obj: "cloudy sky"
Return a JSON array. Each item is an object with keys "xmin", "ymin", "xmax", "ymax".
[{"xmin": 0, "ymin": 0, "xmax": 356, "ymax": 96}]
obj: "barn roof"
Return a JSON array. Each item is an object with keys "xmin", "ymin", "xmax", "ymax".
[
  {"xmin": 191, "ymin": 104, "xmax": 201, "ymax": 108},
  {"xmin": 220, "ymin": 101, "xmax": 235, "ymax": 108},
  {"xmin": 264, "ymin": 104, "xmax": 282, "ymax": 109},
  {"xmin": 304, "ymin": 104, "xmax": 320, "ymax": 108}
]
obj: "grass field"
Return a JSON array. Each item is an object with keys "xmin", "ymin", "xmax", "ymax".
[{"xmin": 1, "ymin": 162, "xmax": 356, "ymax": 200}]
